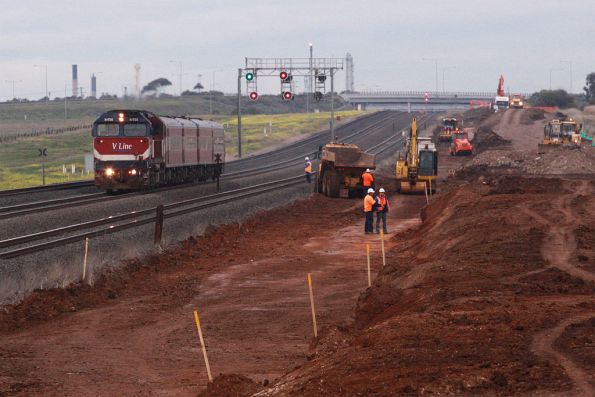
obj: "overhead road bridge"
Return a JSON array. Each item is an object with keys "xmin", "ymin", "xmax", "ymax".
[{"xmin": 343, "ymin": 91, "xmax": 532, "ymax": 111}]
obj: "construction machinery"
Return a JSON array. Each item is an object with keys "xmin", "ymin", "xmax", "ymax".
[
  {"xmin": 449, "ymin": 130, "xmax": 473, "ymax": 156},
  {"xmin": 538, "ymin": 118, "xmax": 581, "ymax": 153},
  {"xmin": 396, "ymin": 118, "xmax": 438, "ymax": 194},
  {"xmin": 510, "ymin": 94, "xmax": 524, "ymax": 109},
  {"xmin": 439, "ymin": 117, "xmax": 460, "ymax": 142},
  {"xmin": 317, "ymin": 142, "xmax": 376, "ymax": 198},
  {"xmin": 494, "ymin": 75, "xmax": 509, "ymax": 112}
]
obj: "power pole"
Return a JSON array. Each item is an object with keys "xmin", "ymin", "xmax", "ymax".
[
  {"xmin": 237, "ymin": 68, "xmax": 242, "ymax": 158},
  {"xmin": 307, "ymin": 43, "xmax": 313, "ymax": 113},
  {"xmin": 330, "ymin": 68, "xmax": 335, "ymax": 141}
]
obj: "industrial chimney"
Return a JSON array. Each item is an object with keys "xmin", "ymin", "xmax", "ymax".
[
  {"xmin": 91, "ymin": 74, "xmax": 97, "ymax": 98},
  {"xmin": 72, "ymin": 65, "xmax": 78, "ymax": 97}
]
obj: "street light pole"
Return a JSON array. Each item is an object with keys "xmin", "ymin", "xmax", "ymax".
[
  {"xmin": 422, "ymin": 58, "xmax": 439, "ymax": 93},
  {"xmin": 441, "ymin": 66, "xmax": 456, "ymax": 92},
  {"xmin": 34, "ymin": 64, "xmax": 48, "ymax": 99},
  {"xmin": 549, "ymin": 68, "xmax": 562, "ymax": 90},
  {"xmin": 560, "ymin": 60, "xmax": 572, "ymax": 94}
]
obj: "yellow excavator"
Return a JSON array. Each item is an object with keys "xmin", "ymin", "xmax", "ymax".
[{"xmin": 396, "ymin": 118, "xmax": 438, "ymax": 193}]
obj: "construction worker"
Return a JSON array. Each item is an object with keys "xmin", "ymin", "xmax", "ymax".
[
  {"xmin": 361, "ymin": 168, "xmax": 374, "ymax": 197},
  {"xmin": 304, "ymin": 157, "xmax": 312, "ymax": 183},
  {"xmin": 363, "ymin": 187, "xmax": 376, "ymax": 234},
  {"xmin": 375, "ymin": 187, "xmax": 390, "ymax": 234}
]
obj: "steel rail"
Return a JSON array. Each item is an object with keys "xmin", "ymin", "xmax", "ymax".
[{"xmin": 0, "ymin": 174, "xmax": 309, "ymax": 255}]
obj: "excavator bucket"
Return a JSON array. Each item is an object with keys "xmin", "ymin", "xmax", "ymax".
[{"xmin": 399, "ymin": 181, "xmax": 428, "ymax": 193}]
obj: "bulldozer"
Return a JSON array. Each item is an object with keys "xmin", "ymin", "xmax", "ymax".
[
  {"xmin": 449, "ymin": 130, "xmax": 473, "ymax": 156},
  {"xmin": 439, "ymin": 117, "xmax": 460, "ymax": 142},
  {"xmin": 538, "ymin": 118, "xmax": 581, "ymax": 153},
  {"xmin": 316, "ymin": 142, "xmax": 376, "ymax": 198},
  {"xmin": 396, "ymin": 118, "xmax": 438, "ymax": 194}
]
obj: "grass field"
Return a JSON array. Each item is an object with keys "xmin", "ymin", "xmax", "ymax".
[{"xmin": 0, "ymin": 110, "xmax": 364, "ymax": 190}]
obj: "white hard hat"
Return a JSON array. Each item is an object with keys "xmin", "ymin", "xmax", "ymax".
[
  {"xmin": 367, "ymin": 188, "xmax": 375, "ymax": 194},
  {"xmin": 379, "ymin": 188, "xmax": 385, "ymax": 193},
  {"xmin": 366, "ymin": 168, "xmax": 371, "ymax": 172},
  {"xmin": 305, "ymin": 157, "xmax": 309, "ymax": 161}
]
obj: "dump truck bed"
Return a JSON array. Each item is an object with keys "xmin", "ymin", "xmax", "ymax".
[{"xmin": 321, "ymin": 143, "xmax": 376, "ymax": 169}]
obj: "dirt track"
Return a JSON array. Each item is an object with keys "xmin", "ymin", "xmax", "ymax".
[{"xmin": 1, "ymin": 109, "xmax": 594, "ymax": 396}]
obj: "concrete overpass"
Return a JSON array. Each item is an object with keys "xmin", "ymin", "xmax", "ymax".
[{"xmin": 342, "ymin": 91, "xmax": 532, "ymax": 111}]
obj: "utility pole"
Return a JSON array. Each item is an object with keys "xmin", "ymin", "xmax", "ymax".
[
  {"xmin": 237, "ymin": 68, "xmax": 242, "ymax": 158},
  {"xmin": 5, "ymin": 80, "xmax": 22, "ymax": 99},
  {"xmin": 307, "ymin": 42, "xmax": 313, "ymax": 113},
  {"xmin": 560, "ymin": 60, "xmax": 572, "ymax": 93},
  {"xmin": 330, "ymin": 68, "xmax": 335, "ymax": 141}
]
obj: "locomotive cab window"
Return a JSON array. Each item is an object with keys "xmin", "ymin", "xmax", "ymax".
[
  {"xmin": 96, "ymin": 124, "xmax": 119, "ymax": 136},
  {"xmin": 123, "ymin": 124, "xmax": 148, "ymax": 136}
]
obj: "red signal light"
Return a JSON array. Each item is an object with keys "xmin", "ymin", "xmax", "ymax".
[
  {"xmin": 282, "ymin": 91, "xmax": 293, "ymax": 101},
  {"xmin": 249, "ymin": 92, "xmax": 258, "ymax": 101},
  {"xmin": 280, "ymin": 71, "xmax": 288, "ymax": 80}
]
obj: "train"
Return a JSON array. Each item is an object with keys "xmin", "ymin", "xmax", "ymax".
[{"xmin": 92, "ymin": 110, "xmax": 225, "ymax": 192}]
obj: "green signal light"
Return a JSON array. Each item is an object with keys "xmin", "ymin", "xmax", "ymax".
[{"xmin": 245, "ymin": 72, "xmax": 254, "ymax": 81}]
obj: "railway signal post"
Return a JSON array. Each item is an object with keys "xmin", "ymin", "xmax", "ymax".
[
  {"xmin": 237, "ymin": 57, "xmax": 344, "ymax": 147},
  {"xmin": 38, "ymin": 147, "xmax": 47, "ymax": 185}
]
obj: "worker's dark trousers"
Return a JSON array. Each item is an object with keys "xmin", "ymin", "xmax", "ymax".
[
  {"xmin": 376, "ymin": 211, "xmax": 387, "ymax": 233},
  {"xmin": 305, "ymin": 173, "xmax": 311, "ymax": 183},
  {"xmin": 365, "ymin": 211, "xmax": 374, "ymax": 233}
]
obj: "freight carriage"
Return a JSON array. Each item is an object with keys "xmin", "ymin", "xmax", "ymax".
[{"xmin": 92, "ymin": 110, "xmax": 225, "ymax": 192}]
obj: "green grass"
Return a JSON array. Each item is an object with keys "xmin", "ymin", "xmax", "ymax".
[
  {"xmin": 0, "ymin": 110, "xmax": 365, "ymax": 190},
  {"xmin": 0, "ymin": 132, "xmax": 92, "ymax": 189},
  {"xmin": 220, "ymin": 110, "xmax": 363, "ymax": 156}
]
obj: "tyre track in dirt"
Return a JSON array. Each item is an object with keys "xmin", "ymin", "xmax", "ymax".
[{"xmin": 518, "ymin": 180, "xmax": 595, "ymax": 396}]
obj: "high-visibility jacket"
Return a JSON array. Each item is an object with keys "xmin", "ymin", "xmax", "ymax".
[
  {"xmin": 363, "ymin": 194, "xmax": 375, "ymax": 212},
  {"xmin": 362, "ymin": 172, "xmax": 374, "ymax": 187},
  {"xmin": 305, "ymin": 161, "xmax": 312, "ymax": 173},
  {"xmin": 376, "ymin": 195, "xmax": 390, "ymax": 212}
]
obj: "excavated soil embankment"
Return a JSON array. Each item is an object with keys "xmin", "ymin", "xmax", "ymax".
[{"xmin": 250, "ymin": 175, "xmax": 595, "ymax": 396}]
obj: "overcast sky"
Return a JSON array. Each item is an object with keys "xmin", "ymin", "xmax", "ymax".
[{"xmin": 1, "ymin": 0, "xmax": 594, "ymax": 100}]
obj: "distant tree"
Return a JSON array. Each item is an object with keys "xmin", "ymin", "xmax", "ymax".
[
  {"xmin": 583, "ymin": 72, "xmax": 595, "ymax": 103},
  {"xmin": 193, "ymin": 82, "xmax": 204, "ymax": 91},
  {"xmin": 141, "ymin": 78, "xmax": 172, "ymax": 96},
  {"xmin": 529, "ymin": 89, "xmax": 576, "ymax": 108}
]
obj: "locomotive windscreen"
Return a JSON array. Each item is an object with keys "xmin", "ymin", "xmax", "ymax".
[{"xmin": 93, "ymin": 110, "xmax": 152, "ymax": 137}]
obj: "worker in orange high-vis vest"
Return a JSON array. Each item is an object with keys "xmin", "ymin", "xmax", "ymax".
[
  {"xmin": 375, "ymin": 187, "xmax": 390, "ymax": 234},
  {"xmin": 362, "ymin": 168, "xmax": 374, "ymax": 188},
  {"xmin": 304, "ymin": 157, "xmax": 313, "ymax": 183},
  {"xmin": 363, "ymin": 187, "xmax": 376, "ymax": 234}
]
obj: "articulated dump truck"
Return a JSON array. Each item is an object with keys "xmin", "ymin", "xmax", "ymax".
[{"xmin": 317, "ymin": 142, "xmax": 376, "ymax": 198}]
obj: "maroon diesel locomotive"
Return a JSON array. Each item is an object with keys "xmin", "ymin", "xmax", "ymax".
[{"xmin": 92, "ymin": 110, "xmax": 225, "ymax": 192}]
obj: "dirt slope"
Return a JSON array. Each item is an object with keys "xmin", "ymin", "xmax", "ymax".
[{"xmin": 257, "ymin": 175, "xmax": 595, "ymax": 396}]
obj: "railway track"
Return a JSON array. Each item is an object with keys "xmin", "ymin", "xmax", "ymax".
[
  {"xmin": 0, "ymin": 111, "xmax": 434, "ymax": 260},
  {"xmin": 0, "ymin": 112, "xmax": 389, "ymax": 202},
  {"xmin": 0, "ymin": 112, "xmax": 402, "ymax": 220}
]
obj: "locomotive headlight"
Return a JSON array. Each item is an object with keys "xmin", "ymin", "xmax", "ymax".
[
  {"xmin": 130, "ymin": 169, "xmax": 137, "ymax": 175},
  {"xmin": 105, "ymin": 167, "xmax": 115, "ymax": 177}
]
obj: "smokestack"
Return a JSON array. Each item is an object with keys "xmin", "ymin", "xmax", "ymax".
[
  {"xmin": 72, "ymin": 65, "xmax": 78, "ymax": 97},
  {"xmin": 91, "ymin": 74, "xmax": 97, "ymax": 98}
]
